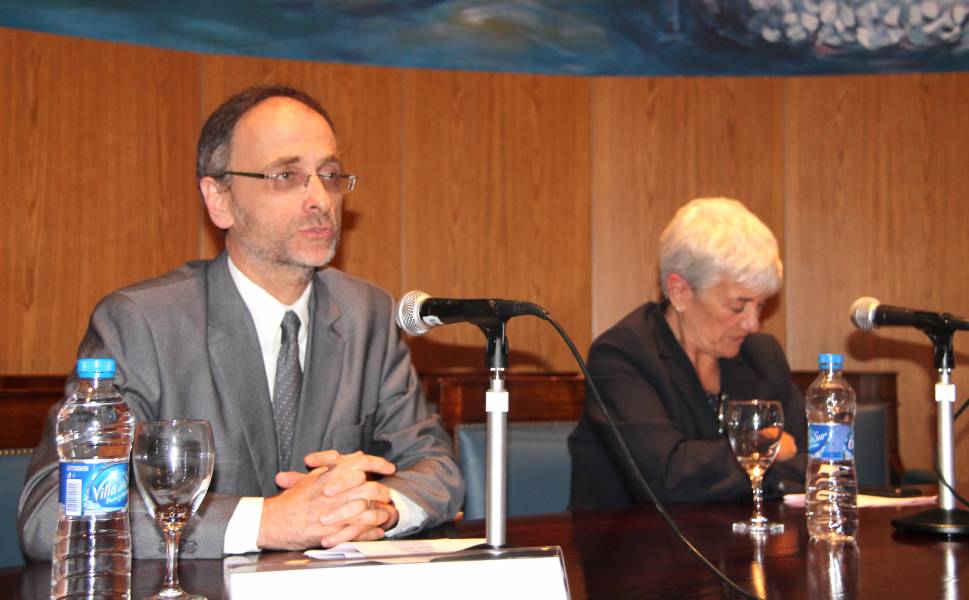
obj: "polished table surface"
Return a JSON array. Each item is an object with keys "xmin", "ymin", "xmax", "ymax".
[{"xmin": 3, "ymin": 499, "xmax": 967, "ymax": 599}]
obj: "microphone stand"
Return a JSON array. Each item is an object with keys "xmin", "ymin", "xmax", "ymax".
[
  {"xmin": 482, "ymin": 322, "xmax": 510, "ymax": 549},
  {"xmin": 893, "ymin": 326, "xmax": 969, "ymax": 536},
  {"xmin": 465, "ymin": 314, "xmax": 513, "ymax": 551}
]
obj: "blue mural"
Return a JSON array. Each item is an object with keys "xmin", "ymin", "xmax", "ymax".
[{"xmin": 0, "ymin": 0, "xmax": 967, "ymax": 76}]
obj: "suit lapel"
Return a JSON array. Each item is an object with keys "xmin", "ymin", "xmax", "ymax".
[
  {"xmin": 289, "ymin": 274, "xmax": 345, "ymax": 471},
  {"xmin": 721, "ymin": 350, "xmax": 763, "ymax": 401},
  {"xmin": 653, "ymin": 308, "xmax": 716, "ymax": 437},
  {"xmin": 205, "ymin": 253, "xmax": 280, "ymax": 496}
]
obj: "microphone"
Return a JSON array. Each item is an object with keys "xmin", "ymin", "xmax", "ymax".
[
  {"xmin": 849, "ymin": 296, "xmax": 969, "ymax": 332},
  {"xmin": 395, "ymin": 290, "xmax": 547, "ymax": 336}
]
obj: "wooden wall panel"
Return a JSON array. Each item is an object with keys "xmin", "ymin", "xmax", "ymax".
[
  {"xmin": 785, "ymin": 73, "xmax": 969, "ymax": 480},
  {"xmin": 401, "ymin": 70, "xmax": 592, "ymax": 372},
  {"xmin": 0, "ymin": 28, "xmax": 200, "ymax": 374},
  {"xmin": 197, "ymin": 56, "xmax": 403, "ymax": 295},
  {"xmin": 4, "ymin": 25, "xmax": 969, "ymax": 485},
  {"xmin": 590, "ymin": 77, "xmax": 786, "ymax": 341}
]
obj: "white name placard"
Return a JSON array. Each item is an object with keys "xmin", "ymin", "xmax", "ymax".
[{"xmin": 226, "ymin": 546, "xmax": 570, "ymax": 600}]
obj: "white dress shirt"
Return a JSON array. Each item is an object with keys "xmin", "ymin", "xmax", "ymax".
[{"xmin": 222, "ymin": 257, "xmax": 426, "ymax": 554}]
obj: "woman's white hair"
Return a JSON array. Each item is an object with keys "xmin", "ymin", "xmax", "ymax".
[{"xmin": 659, "ymin": 197, "xmax": 782, "ymax": 298}]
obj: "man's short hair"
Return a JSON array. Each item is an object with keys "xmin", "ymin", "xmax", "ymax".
[{"xmin": 196, "ymin": 84, "xmax": 335, "ymax": 182}]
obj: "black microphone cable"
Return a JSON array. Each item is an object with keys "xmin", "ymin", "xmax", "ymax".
[
  {"xmin": 530, "ymin": 308, "xmax": 762, "ymax": 600},
  {"xmin": 955, "ymin": 397, "xmax": 969, "ymax": 421},
  {"xmin": 931, "ymin": 456, "xmax": 969, "ymax": 510},
  {"xmin": 928, "ymin": 396, "xmax": 969, "ymax": 510}
]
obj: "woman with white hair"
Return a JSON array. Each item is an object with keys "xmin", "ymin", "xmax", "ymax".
[{"xmin": 569, "ymin": 197, "xmax": 806, "ymax": 508}]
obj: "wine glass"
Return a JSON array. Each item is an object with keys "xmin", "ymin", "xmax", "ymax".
[
  {"xmin": 724, "ymin": 399, "xmax": 785, "ymax": 535},
  {"xmin": 133, "ymin": 420, "xmax": 215, "ymax": 600}
]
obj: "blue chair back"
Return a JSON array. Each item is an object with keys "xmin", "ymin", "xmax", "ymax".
[
  {"xmin": 0, "ymin": 448, "xmax": 32, "ymax": 567},
  {"xmin": 457, "ymin": 421, "xmax": 575, "ymax": 520},
  {"xmin": 854, "ymin": 403, "xmax": 889, "ymax": 486}
]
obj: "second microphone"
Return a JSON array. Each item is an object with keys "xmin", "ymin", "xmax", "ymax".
[{"xmin": 395, "ymin": 290, "xmax": 547, "ymax": 336}]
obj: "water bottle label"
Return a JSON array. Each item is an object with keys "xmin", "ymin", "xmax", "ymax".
[
  {"xmin": 808, "ymin": 423, "xmax": 854, "ymax": 460},
  {"xmin": 59, "ymin": 460, "xmax": 129, "ymax": 516}
]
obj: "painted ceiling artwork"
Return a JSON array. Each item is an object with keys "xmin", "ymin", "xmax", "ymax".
[{"xmin": 1, "ymin": 0, "xmax": 967, "ymax": 75}]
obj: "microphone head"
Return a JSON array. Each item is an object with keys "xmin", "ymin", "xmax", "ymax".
[
  {"xmin": 395, "ymin": 290, "xmax": 432, "ymax": 336},
  {"xmin": 850, "ymin": 296, "xmax": 881, "ymax": 331}
]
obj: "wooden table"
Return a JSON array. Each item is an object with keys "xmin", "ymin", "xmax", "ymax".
[{"xmin": 3, "ymin": 499, "xmax": 966, "ymax": 599}]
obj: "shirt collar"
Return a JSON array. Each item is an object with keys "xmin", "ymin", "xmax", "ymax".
[{"xmin": 226, "ymin": 255, "xmax": 312, "ymax": 345}]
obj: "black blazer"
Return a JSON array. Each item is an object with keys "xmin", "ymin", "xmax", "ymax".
[{"xmin": 569, "ymin": 301, "xmax": 807, "ymax": 509}]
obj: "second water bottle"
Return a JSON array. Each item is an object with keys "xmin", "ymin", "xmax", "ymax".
[{"xmin": 805, "ymin": 352, "xmax": 859, "ymax": 541}]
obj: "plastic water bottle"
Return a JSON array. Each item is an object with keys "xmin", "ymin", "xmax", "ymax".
[
  {"xmin": 52, "ymin": 358, "xmax": 134, "ymax": 599},
  {"xmin": 805, "ymin": 353, "xmax": 858, "ymax": 541}
]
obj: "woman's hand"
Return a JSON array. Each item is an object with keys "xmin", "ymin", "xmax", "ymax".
[{"xmin": 776, "ymin": 432, "xmax": 798, "ymax": 462}]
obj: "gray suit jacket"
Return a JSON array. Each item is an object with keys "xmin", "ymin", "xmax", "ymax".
[{"xmin": 18, "ymin": 253, "xmax": 463, "ymax": 560}]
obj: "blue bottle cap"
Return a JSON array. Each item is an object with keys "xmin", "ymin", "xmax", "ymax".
[
  {"xmin": 818, "ymin": 353, "xmax": 844, "ymax": 370},
  {"xmin": 76, "ymin": 358, "xmax": 116, "ymax": 378}
]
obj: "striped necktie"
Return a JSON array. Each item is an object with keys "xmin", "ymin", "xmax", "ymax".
[{"xmin": 272, "ymin": 310, "xmax": 302, "ymax": 469}]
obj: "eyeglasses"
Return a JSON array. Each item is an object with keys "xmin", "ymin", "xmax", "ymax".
[{"xmin": 221, "ymin": 167, "xmax": 358, "ymax": 195}]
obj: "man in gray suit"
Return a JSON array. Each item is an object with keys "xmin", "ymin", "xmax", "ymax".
[{"xmin": 18, "ymin": 85, "xmax": 464, "ymax": 560}]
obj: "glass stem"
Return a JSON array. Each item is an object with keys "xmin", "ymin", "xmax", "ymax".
[
  {"xmin": 751, "ymin": 474, "xmax": 765, "ymax": 523},
  {"xmin": 163, "ymin": 527, "xmax": 182, "ymax": 592}
]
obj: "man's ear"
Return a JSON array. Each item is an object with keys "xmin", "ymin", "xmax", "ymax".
[
  {"xmin": 200, "ymin": 176, "xmax": 234, "ymax": 230},
  {"xmin": 665, "ymin": 273, "xmax": 694, "ymax": 312}
]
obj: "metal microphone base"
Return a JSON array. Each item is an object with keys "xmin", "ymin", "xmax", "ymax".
[
  {"xmin": 893, "ymin": 508, "xmax": 969, "ymax": 537},
  {"xmin": 466, "ymin": 542, "xmax": 519, "ymax": 553}
]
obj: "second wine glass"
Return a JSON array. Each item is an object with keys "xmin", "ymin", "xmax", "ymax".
[
  {"xmin": 724, "ymin": 399, "xmax": 785, "ymax": 535},
  {"xmin": 133, "ymin": 419, "xmax": 215, "ymax": 600}
]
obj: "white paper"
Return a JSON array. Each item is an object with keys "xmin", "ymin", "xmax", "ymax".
[
  {"xmin": 304, "ymin": 537, "xmax": 486, "ymax": 560},
  {"xmin": 784, "ymin": 493, "xmax": 937, "ymax": 508}
]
